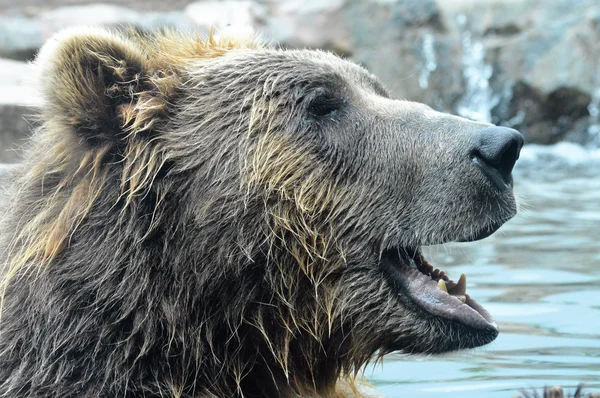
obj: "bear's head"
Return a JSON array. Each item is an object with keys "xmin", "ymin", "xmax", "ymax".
[{"xmin": 0, "ymin": 28, "xmax": 522, "ymax": 396}]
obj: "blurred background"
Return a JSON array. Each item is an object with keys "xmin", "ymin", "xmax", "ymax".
[{"xmin": 0, "ymin": 0, "xmax": 599, "ymax": 397}]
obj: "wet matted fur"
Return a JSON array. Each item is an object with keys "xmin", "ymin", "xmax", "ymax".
[
  {"xmin": 0, "ymin": 28, "xmax": 519, "ymax": 397},
  {"xmin": 518, "ymin": 385, "xmax": 600, "ymax": 398}
]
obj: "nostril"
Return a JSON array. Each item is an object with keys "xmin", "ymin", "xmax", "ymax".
[
  {"xmin": 472, "ymin": 126, "xmax": 524, "ymax": 190},
  {"xmin": 497, "ymin": 138, "xmax": 521, "ymax": 177}
]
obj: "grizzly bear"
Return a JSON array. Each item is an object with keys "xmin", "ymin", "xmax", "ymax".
[{"xmin": 0, "ymin": 27, "xmax": 523, "ymax": 397}]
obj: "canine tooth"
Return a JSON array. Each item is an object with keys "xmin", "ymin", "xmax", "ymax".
[
  {"xmin": 453, "ymin": 273, "xmax": 467, "ymax": 295},
  {"xmin": 437, "ymin": 279, "xmax": 447, "ymax": 293},
  {"xmin": 456, "ymin": 295, "xmax": 466, "ymax": 303}
]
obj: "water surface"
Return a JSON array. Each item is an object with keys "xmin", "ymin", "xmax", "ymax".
[{"xmin": 367, "ymin": 144, "xmax": 600, "ymax": 397}]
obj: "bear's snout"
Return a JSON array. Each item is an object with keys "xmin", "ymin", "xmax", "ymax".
[{"xmin": 471, "ymin": 126, "xmax": 524, "ymax": 190}]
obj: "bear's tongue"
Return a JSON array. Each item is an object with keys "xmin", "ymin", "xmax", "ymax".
[{"xmin": 392, "ymin": 248, "xmax": 498, "ymax": 331}]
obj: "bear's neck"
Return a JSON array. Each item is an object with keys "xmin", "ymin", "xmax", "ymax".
[{"xmin": 0, "ymin": 174, "xmax": 360, "ymax": 397}]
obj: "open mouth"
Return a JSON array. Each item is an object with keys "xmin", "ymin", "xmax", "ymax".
[{"xmin": 382, "ymin": 247, "xmax": 498, "ymax": 332}]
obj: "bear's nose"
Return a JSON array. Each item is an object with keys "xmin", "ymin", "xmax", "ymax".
[{"xmin": 471, "ymin": 126, "xmax": 524, "ymax": 190}]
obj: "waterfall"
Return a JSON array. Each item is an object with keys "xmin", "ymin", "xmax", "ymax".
[
  {"xmin": 455, "ymin": 14, "xmax": 498, "ymax": 123},
  {"xmin": 418, "ymin": 33, "xmax": 437, "ymax": 90},
  {"xmin": 588, "ymin": 86, "xmax": 600, "ymax": 146}
]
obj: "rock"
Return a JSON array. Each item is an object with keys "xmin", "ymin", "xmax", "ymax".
[
  {"xmin": 491, "ymin": 81, "xmax": 594, "ymax": 144},
  {"xmin": 0, "ymin": 16, "xmax": 42, "ymax": 60},
  {"xmin": 265, "ymin": 0, "xmax": 352, "ymax": 54},
  {"xmin": 264, "ymin": 0, "xmax": 600, "ymax": 146},
  {"xmin": 0, "ymin": 58, "xmax": 39, "ymax": 106},
  {"xmin": 266, "ymin": 0, "xmax": 463, "ymax": 112},
  {"xmin": 39, "ymin": 4, "xmax": 142, "ymax": 32},
  {"xmin": 0, "ymin": 59, "xmax": 38, "ymax": 163},
  {"xmin": 546, "ymin": 87, "xmax": 591, "ymax": 123},
  {"xmin": 185, "ymin": 1, "xmax": 268, "ymax": 33},
  {"xmin": 0, "ymin": 5, "xmax": 195, "ymax": 62},
  {"xmin": 0, "ymin": 0, "xmax": 599, "ymax": 145},
  {"xmin": 39, "ymin": 5, "xmax": 195, "ymax": 33},
  {"xmin": 435, "ymin": 0, "xmax": 600, "ymax": 144}
]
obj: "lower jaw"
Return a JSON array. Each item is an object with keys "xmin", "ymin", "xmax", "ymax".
[
  {"xmin": 456, "ymin": 219, "xmax": 508, "ymax": 242},
  {"xmin": 385, "ymin": 314, "xmax": 499, "ymax": 354},
  {"xmin": 380, "ymin": 248, "xmax": 499, "ymax": 351}
]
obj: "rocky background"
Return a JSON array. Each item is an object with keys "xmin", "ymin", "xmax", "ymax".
[{"xmin": 1, "ymin": 0, "xmax": 599, "ymax": 162}]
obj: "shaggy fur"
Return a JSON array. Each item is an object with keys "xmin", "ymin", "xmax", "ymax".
[
  {"xmin": 518, "ymin": 385, "xmax": 600, "ymax": 398},
  {"xmin": 0, "ymin": 28, "xmax": 518, "ymax": 397}
]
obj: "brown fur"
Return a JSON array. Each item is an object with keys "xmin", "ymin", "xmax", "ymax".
[
  {"xmin": 0, "ymin": 28, "xmax": 517, "ymax": 397},
  {"xmin": 2, "ymin": 29, "xmax": 257, "ymax": 296}
]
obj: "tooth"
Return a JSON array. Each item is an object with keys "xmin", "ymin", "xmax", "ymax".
[
  {"xmin": 453, "ymin": 274, "xmax": 467, "ymax": 295},
  {"xmin": 437, "ymin": 279, "xmax": 447, "ymax": 293},
  {"xmin": 456, "ymin": 295, "xmax": 466, "ymax": 303}
]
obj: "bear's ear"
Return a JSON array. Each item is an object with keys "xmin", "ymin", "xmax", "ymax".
[{"xmin": 33, "ymin": 27, "xmax": 174, "ymax": 145}]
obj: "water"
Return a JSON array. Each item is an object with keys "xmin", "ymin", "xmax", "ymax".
[
  {"xmin": 367, "ymin": 145, "xmax": 600, "ymax": 397},
  {"xmin": 455, "ymin": 14, "xmax": 499, "ymax": 124}
]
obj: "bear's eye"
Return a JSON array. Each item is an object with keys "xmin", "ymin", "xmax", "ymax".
[{"xmin": 307, "ymin": 91, "xmax": 344, "ymax": 118}]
